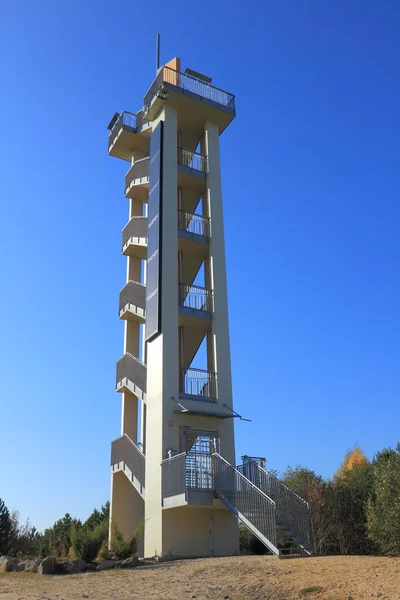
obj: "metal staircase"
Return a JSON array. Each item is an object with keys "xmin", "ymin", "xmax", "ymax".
[
  {"xmin": 213, "ymin": 454, "xmax": 314, "ymax": 557},
  {"xmin": 213, "ymin": 454, "xmax": 279, "ymax": 555},
  {"xmin": 238, "ymin": 457, "xmax": 313, "ymax": 555}
]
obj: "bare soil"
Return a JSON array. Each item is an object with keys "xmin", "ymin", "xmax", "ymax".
[{"xmin": 1, "ymin": 555, "xmax": 400, "ymax": 600}]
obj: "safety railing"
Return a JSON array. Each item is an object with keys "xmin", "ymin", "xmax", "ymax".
[
  {"xmin": 178, "ymin": 147, "xmax": 207, "ymax": 173},
  {"xmin": 135, "ymin": 109, "xmax": 147, "ymax": 129},
  {"xmin": 178, "ymin": 209, "xmax": 210, "ymax": 238},
  {"xmin": 108, "ymin": 111, "xmax": 136, "ymax": 149},
  {"xmin": 143, "ymin": 66, "xmax": 235, "ymax": 112},
  {"xmin": 213, "ymin": 453, "xmax": 278, "ymax": 550},
  {"xmin": 119, "ymin": 280, "xmax": 146, "ymax": 314},
  {"xmin": 111, "ymin": 434, "xmax": 145, "ymax": 488},
  {"xmin": 116, "ymin": 353, "xmax": 147, "ymax": 394},
  {"xmin": 179, "ymin": 283, "xmax": 213, "ymax": 312},
  {"xmin": 161, "ymin": 451, "xmax": 213, "ymax": 498},
  {"xmin": 125, "ymin": 157, "xmax": 150, "ymax": 192},
  {"xmin": 180, "ymin": 367, "xmax": 217, "ymax": 400},
  {"xmin": 161, "ymin": 453, "xmax": 187, "ymax": 497},
  {"xmin": 237, "ymin": 459, "xmax": 310, "ymax": 544},
  {"xmin": 122, "ymin": 216, "xmax": 148, "ymax": 248}
]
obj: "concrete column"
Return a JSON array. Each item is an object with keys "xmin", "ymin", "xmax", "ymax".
[
  {"xmin": 204, "ymin": 120, "xmax": 235, "ymax": 465},
  {"xmin": 144, "ymin": 104, "xmax": 179, "ymax": 558}
]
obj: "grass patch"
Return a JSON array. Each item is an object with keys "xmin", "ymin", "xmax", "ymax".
[{"xmin": 301, "ymin": 586, "xmax": 324, "ymax": 594}]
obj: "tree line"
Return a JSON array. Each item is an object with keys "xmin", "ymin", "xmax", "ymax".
[
  {"xmin": 242, "ymin": 443, "xmax": 400, "ymax": 556},
  {"xmin": 2, "ymin": 442, "xmax": 400, "ymax": 559}
]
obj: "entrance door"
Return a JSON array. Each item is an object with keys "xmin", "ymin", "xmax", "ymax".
[{"xmin": 182, "ymin": 429, "xmax": 219, "ymax": 490}]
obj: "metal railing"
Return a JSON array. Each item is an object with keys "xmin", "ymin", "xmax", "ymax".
[
  {"xmin": 178, "ymin": 147, "xmax": 207, "ymax": 173},
  {"xmin": 180, "ymin": 367, "xmax": 217, "ymax": 400},
  {"xmin": 122, "ymin": 216, "xmax": 148, "ymax": 248},
  {"xmin": 161, "ymin": 453, "xmax": 187, "ymax": 497},
  {"xmin": 108, "ymin": 111, "xmax": 136, "ymax": 149},
  {"xmin": 161, "ymin": 451, "xmax": 213, "ymax": 498},
  {"xmin": 213, "ymin": 453, "xmax": 278, "ymax": 551},
  {"xmin": 125, "ymin": 157, "xmax": 150, "ymax": 191},
  {"xmin": 178, "ymin": 209, "xmax": 210, "ymax": 237},
  {"xmin": 119, "ymin": 280, "xmax": 146, "ymax": 313},
  {"xmin": 135, "ymin": 109, "xmax": 147, "ymax": 129},
  {"xmin": 237, "ymin": 459, "xmax": 310, "ymax": 545},
  {"xmin": 116, "ymin": 353, "xmax": 147, "ymax": 394},
  {"xmin": 186, "ymin": 451, "xmax": 212, "ymax": 490},
  {"xmin": 111, "ymin": 434, "xmax": 145, "ymax": 488},
  {"xmin": 143, "ymin": 66, "xmax": 235, "ymax": 111},
  {"xmin": 179, "ymin": 283, "xmax": 213, "ymax": 312}
]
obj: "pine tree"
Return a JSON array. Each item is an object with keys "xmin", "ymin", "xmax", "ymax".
[{"xmin": 0, "ymin": 498, "xmax": 13, "ymax": 555}]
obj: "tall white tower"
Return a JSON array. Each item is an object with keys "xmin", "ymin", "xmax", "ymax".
[
  {"xmin": 108, "ymin": 55, "xmax": 238, "ymax": 558},
  {"xmin": 107, "ymin": 55, "xmax": 314, "ymax": 561}
]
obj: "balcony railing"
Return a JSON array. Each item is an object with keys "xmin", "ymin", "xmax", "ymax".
[
  {"xmin": 161, "ymin": 451, "xmax": 213, "ymax": 498},
  {"xmin": 179, "ymin": 283, "xmax": 213, "ymax": 312},
  {"xmin": 116, "ymin": 353, "xmax": 147, "ymax": 395},
  {"xmin": 111, "ymin": 434, "xmax": 145, "ymax": 489},
  {"xmin": 125, "ymin": 157, "xmax": 150, "ymax": 191},
  {"xmin": 178, "ymin": 209, "xmax": 210, "ymax": 238},
  {"xmin": 180, "ymin": 367, "xmax": 217, "ymax": 400},
  {"xmin": 143, "ymin": 66, "xmax": 235, "ymax": 112},
  {"xmin": 119, "ymin": 280, "xmax": 146, "ymax": 314},
  {"xmin": 122, "ymin": 216, "xmax": 148, "ymax": 248},
  {"xmin": 178, "ymin": 147, "xmax": 207, "ymax": 173},
  {"xmin": 108, "ymin": 111, "xmax": 136, "ymax": 149}
]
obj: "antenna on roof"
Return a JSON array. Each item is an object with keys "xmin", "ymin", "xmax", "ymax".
[{"xmin": 156, "ymin": 33, "xmax": 160, "ymax": 73}]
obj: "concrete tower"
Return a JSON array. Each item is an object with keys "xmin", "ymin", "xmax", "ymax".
[
  {"xmin": 108, "ymin": 56, "xmax": 239, "ymax": 559},
  {"xmin": 107, "ymin": 55, "xmax": 314, "ymax": 561}
]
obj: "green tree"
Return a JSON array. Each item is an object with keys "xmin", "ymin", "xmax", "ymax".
[
  {"xmin": 281, "ymin": 466, "xmax": 334, "ymax": 554},
  {"xmin": 328, "ymin": 463, "xmax": 375, "ymax": 555},
  {"xmin": 0, "ymin": 498, "xmax": 15, "ymax": 554},
  {"xmin": 43, "ymin": 513, "xmax": 82, "ymax": 558},
  {"xmin": 84, "ymin": 502, "xmax": 110, "ymax": 530},
  {"xmin": 71, "ymin": 520, "xmax": 108, "ymax": 562},
  {"xmin": 367, "ymin": 444, "xmax": 400, "ymax": 556}
]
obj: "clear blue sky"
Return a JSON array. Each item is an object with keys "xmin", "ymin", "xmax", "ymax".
[{"xmin": 1, "ymin": 1, "xmax": 399, "ymax": 531}]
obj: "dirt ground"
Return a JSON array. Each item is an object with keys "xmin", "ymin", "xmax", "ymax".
[{"xmin": 1, "ymin": 555, "xmax": 400, "ymax": 600}]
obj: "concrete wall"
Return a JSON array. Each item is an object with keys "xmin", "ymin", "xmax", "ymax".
[{"xmin": 109, "ymin": 470, "xmax": 144, "ymax": 557}]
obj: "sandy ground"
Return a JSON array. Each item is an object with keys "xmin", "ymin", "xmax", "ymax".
[{"xmin": 1, "ymin": 555, "xmax": 400, "ymax": 600}]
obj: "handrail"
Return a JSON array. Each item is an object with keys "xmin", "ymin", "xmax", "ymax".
[
  {"xmin": 108, "ymin": 111, "xmax": 136, "ymax": 148},
  {"xmin": 214, "ymin": 454, "xmax": 276, "ymax": 506},
  {"xmin": 178, "ymin": 209, "xmax": 210, "ymax": 238},
  {"xmin": 143, "ymin": 66, "xmax": 235, "ymax": 111},
  {"xmin": 212, "ymin": 453, "xmax": 278, "ymax": 553},
  {"xmin": 178, "ymin": 283, "xmax": 213, "ymax": 312},
  {"xmin": 161, "ymin": 451, "xmax": 187, "ymax": 464},
  {"xmin": 180, "ymin": 367, "xmax": 217, "ymax": 400},
  {"xmin": 239, "ymin": 458, "xmax": 310, "ymax": 545},
  {"xmin": 178, "ymin": 146, "xmax": 207, "ymax": 173}
]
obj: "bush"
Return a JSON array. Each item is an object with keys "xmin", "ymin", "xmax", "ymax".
[
  {"xmin": 239, "ymin": 525, "xmax": 268, "ymax": 555},
  {"xmin": 110, "ymin": 522, "xmax": 140, "ymax": 560},
  {"xmin": 71, "ymin": 520, "xmax": 108, "ymax": 563}
]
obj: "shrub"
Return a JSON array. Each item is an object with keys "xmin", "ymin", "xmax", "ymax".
[
  {"xmin": 110, "ymin": 522, "xmax": 140, "ymax": 560},
  {"xmin": 71, "ymin": 520, "xmax": 108, "ymax": 563},
  {"xmin": 239, "ymin": 525, "xmax": 268, "ymax": 555},
  {"xmin": 99, "ymin": 540, "xmax": 111, "ymax": 560}
]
